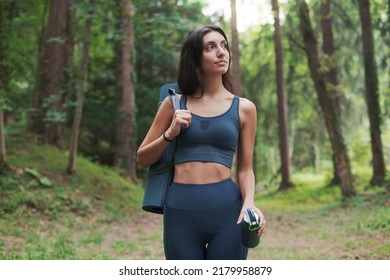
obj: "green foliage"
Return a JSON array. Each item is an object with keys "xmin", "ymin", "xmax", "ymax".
[
  {"xmin": 25, "ymin": 168, "xmax": 53, "ymax": 187},
  {"xmin": 0, "ymin": 134, "xmax": 145, "ymax": 259},
  {"xmin": 360, "ymin": 205, "xmax": 390, "ymax": 232},
  {"xmin": 42, "ymin": 95, "xmax": 68, "ymax": 126},
  {"xmin": 5, "ymin": 134, "xmax": 143, "ymax": 218},
  {"xmin": 79, "ymin": 232, "xmax": 104, "ymax": 245},
  {"xmin": 1, "ymin": 0, "xmax": 389, "ymax": 259},
  {"xmin": 1, "ymin": 0, "xmax": 387, "ymax": 180},
  {"xmin": 250, "ymin": 169, "xmax": 390, "ymax": 260},
  {"xmin": 133, "ymin": 0, "xmax": 209, "ymax": 144},
  {"xmin": 111, "ymin": 240, "xmax": 139, "ymax": 253},
  {"xmin": 1, "ymin": 135, "xmax": 388, "ymax": 259},
  {"xmin": 62, "ymin": 0, "xmax": 211, "ymax": 164},
  {"xmin": 238, "ymin": 0, "xmax": 390, "ymax": 188},
  {"xmin": 0, "ymin": 95, "xmax": 12, "ymax": 111},
  {"xmin": 0, "ymin": 0, "xmax": 44, "ymax": 119},
  {"xmin": 256, "ymin": 171, "xmax": 342, "ymax": 211}
]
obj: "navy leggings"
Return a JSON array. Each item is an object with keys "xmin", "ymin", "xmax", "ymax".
[{"xmin": 163, "ymin": 178, "xmax": 248, "ymax": 260}]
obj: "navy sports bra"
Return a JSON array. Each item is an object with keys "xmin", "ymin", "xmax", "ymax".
[{"xmin": 174, "ymin": 95, "xmax": 240, "ymax": 168}]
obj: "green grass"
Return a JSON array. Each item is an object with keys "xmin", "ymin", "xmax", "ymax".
[
  {"xmin": 5, "ymin": 133, "xmax": 144, "ymax": 219},
  {"xmin": 257, "ymin": 172, "xmax": 343, "ymax": 211},
  {"xmin": 1, "ymin": 133, "xmax": 389, "ymax": 260},
  {"xmin": 1, "ymin": 134, "xmax": 145, "ymax": 259},
  {"xmin": 250, "ymin": 169, "xmax": 390, "ymax": 260}
]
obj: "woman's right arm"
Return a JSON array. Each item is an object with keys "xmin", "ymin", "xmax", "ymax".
[{"xmin": 137, "ymin": 97, "xmax": 191, "ymax": 168}]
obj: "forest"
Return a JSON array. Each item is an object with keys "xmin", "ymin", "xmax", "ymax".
[{"xmin": 0, "ymin": 0, "xmax": 389, "ymax": 260}]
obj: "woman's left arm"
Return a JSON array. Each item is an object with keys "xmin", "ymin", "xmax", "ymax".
[{"xmin": 236, "ymin": 98, "xmax": 266, "ymax": 236}]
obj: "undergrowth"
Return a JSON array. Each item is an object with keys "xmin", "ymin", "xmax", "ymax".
[
  {"xmin": 0, "ymin": 134, "xmax": 144, "ymax": 259},
  {"xmin": 0, "ymin": 133, "xmax": 389, "ymax": 259}
]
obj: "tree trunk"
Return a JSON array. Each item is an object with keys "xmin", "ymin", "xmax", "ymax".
[
  {"xmin": 272, "ymin": 0, "xmax": 294, "ymax": 191},
  {"xmin": 28, "ymin": 0, "xmax": 71, "ymax": 146},
  {"xmin": 113, "ymin": 0, "xmax": 137, "ymax": 180},
  {"xmin": 298, "ymin": 0, "xmax": 356, "ymax": 198},
  {"xmin": 27, "ymin": 1, "xmax": 48, "ymax": 136},
  {"xmin": 0, "ymin": 108, "xmax": 5, "ymax": 163},
  {"xmin": 67, "ymin": 0, "xmax": 93, "ymax": 175},
  {"xmin": 358, "ymin": 0, "xmax": 386, "ymax": 185},
  {"xmin": 0, "ymin": 107, "xmax": 10, "ymax": 174},
  {"xmin": 230, "ymin": 0, "xmax": 242, "ymax": 95},
  {"xmin": 0, "ymin": 1, "xmax": 11, "ymax": 172},
  {"xmin": 320, "ymin": 0, "xmax": 342, "ymax": 186}
]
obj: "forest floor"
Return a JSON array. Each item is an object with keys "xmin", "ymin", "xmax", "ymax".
[
  {"xmin": 98, "ymin": 197, "xmax": 390, "ymax": 260},
  {"xmin": 1, "ymin": 134, "xmax": 389, "ymax": 260},
  {"xmin": 1, "ymin": 174, "xmax": 389, "ymax": 260},
  {"xmin": 0, "ymin": 167, "xmax": 390, "ymax": 260}
]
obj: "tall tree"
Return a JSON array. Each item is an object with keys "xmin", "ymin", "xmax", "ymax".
[
  {"xmin": 27, "ymin": 0, "xmax": 48, "ymax": 136},
  {"xmin": 230, "ymin": 0, "xmax": 242, "ymax": 94},
  {"xmin": 113, "ymin": 0, "xmax": 137, "ymax": 180},
  {"xmin": 27, "ymin": 0, "xmax": 72, "ymax": 147},
  {"xmin": 320, "ymin": 0, "xmax": 342, "ymax": 185},
  {"xmin": 0, "ymin": 0, "xmax": 15, "ymax": 172},
  {"xmin": 67, "ymin": 0, "xmax": 93, "ymax": 174},
  {"xmin": 0, "ymin": 1, "xmax": 7, "ymax": 171},
  {"xmin": 271, "ymin": 0, "xmax": 294, "ymax": 190},
  {"xmin": 297, "ymin": 0, "xmax": 356, "ymax": 198},
  {"xmin": 0, "ymin": 108, "xmax": 5, "ymax": 170},
  {"xmin": 358, "ymin": 0, "xmax": 386, "ymax": 184}
]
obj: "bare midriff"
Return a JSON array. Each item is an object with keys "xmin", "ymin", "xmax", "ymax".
[{"xmin": 173, "ymin": 162, "xmax": 232, "ymax": 184}]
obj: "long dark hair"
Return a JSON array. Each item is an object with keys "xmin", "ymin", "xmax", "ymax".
[{"xmin": 177, "ymin": 25, "xmax": 234, "ymax": 96}]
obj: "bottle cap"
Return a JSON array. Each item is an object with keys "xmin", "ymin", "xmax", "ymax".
[{"xmin": 244, "ymin": 208, "xmax": 260, "ymax": 231}]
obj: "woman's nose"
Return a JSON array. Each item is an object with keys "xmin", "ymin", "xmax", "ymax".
[{"xmin": 216, "ymin": 46, "xmax": 225, "ymax": 56}]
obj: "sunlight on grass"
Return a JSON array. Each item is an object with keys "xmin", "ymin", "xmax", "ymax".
[{"xmin": 256, "ymin": 171, "xmax": 342, "ymax": 211}]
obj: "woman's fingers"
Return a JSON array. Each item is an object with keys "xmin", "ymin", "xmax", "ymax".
[
  {"xmin": 236, "ymin": 209, "xmax": 245, "ymax": 224},
  {"xmin": 258, "ymin": 211, "xmax": 266, "ymax": 236},
  {"xmin": 174, "ymin": 110, "xmax": 191, "ymax": 129}
]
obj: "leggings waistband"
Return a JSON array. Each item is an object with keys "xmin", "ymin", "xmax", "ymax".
[{"xmin": 165, "ymin": 178, "xmax": 241, "ymax": 211}]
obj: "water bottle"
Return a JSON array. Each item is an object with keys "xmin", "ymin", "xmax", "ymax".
[{"xmin": 241, "ymin": 208, "xmax": 261, "ymax": 248}]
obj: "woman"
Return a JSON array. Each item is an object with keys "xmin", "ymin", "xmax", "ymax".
[{"xmin": 137, "ymin": 25, "xmax": 266, "ymax": 260}]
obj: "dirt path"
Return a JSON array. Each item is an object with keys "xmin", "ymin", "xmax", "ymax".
[
  {"xmin": 11, "ymin": 205, "xmax": 384, "ymax": 260},
  {"xmin": 105, "ymin": 210, "xmax": 335, "ymax": 260},
  {"xmin": 102, "ymin": 212, "xmax": 165, "ymax": 260},
  {"xmin": 112, "ymin": 208, "xmax": 389, "ymax": 260},
  {"xmin": 248, "ymin": 209, "xmax": 389, "ymax": 260}
]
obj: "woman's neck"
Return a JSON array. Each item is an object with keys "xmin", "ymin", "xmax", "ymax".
[{"xmin": 197, "ymin": 76, "xmax": 227, "ymax": 98}]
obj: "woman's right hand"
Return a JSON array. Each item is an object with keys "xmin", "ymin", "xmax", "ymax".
[{"xmin": 165, "ymin": 109, "xmax": 192, "ymax": 139}]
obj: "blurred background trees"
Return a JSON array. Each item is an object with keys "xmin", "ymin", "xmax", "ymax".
[{"xmin": 0, "ymin": 0, "xmax": 388, "ymax": 197}]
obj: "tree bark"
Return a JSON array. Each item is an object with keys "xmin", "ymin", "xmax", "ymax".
[
  {"xmin": 358, "ymin": 0, "xmax": 386, "ymax": 185},
  {"xmin": 272, "ymin": 0, "xmax": 294, "ymax": 191},
  {"xmin": 230, "ymin": 0, "xmax": 242, "ymax": 95},
  {"xmin": 27, "ymin": 1, "xmax": 48, "ymax": 137},
  {"xmin": 0, "ymin": 1, "xmax": 12, "ymax": 171},
  {"xmin": 0, "ymin": 6, "xmax": 6, "ymax": 166},
  {"xmin": 320, "ymin": 0, "xmax": 342, "ymax": 185},
  {"xmin": 0, "ymin": 107, "xmax": 10, "ymax": 174},
  {"xmin": 0, "ymin": 108, "xmax": 6, "ymax": 163},
  {"xmin": 113, "ymin": 0, "xmax": 137, "ymax": 180},
  {"xmin": 67, "ymin": 0, "xmax": 93, "ymax": 174},
  {"xmin": 298, "ymin": 0, "xmax": 356, "ymax": 198},
  {"xmin": 28, "ymin": 0, "xmax": 72, "ymax": 147}
]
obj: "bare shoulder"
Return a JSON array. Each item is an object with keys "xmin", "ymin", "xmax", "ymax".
[
  {"xmin": 158, "ymin": 96, "xmax": 176, "ymax": 115},
  {"xmin": 237, "ymin": 97, "xmax": 256, "ymax": 145},
  {"xmin": 239, "ymin": 97, "xmax": 257, "ymax": 116}
]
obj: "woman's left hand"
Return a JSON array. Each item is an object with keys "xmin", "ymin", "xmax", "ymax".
[{"xmin": 237, "ymin": 204, "xmax": 266, "ymax": 237}]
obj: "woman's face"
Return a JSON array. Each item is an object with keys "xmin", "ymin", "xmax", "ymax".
[{"xmin": 201, "ymin": 31, "xmax": 230, "ymax": 76}]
